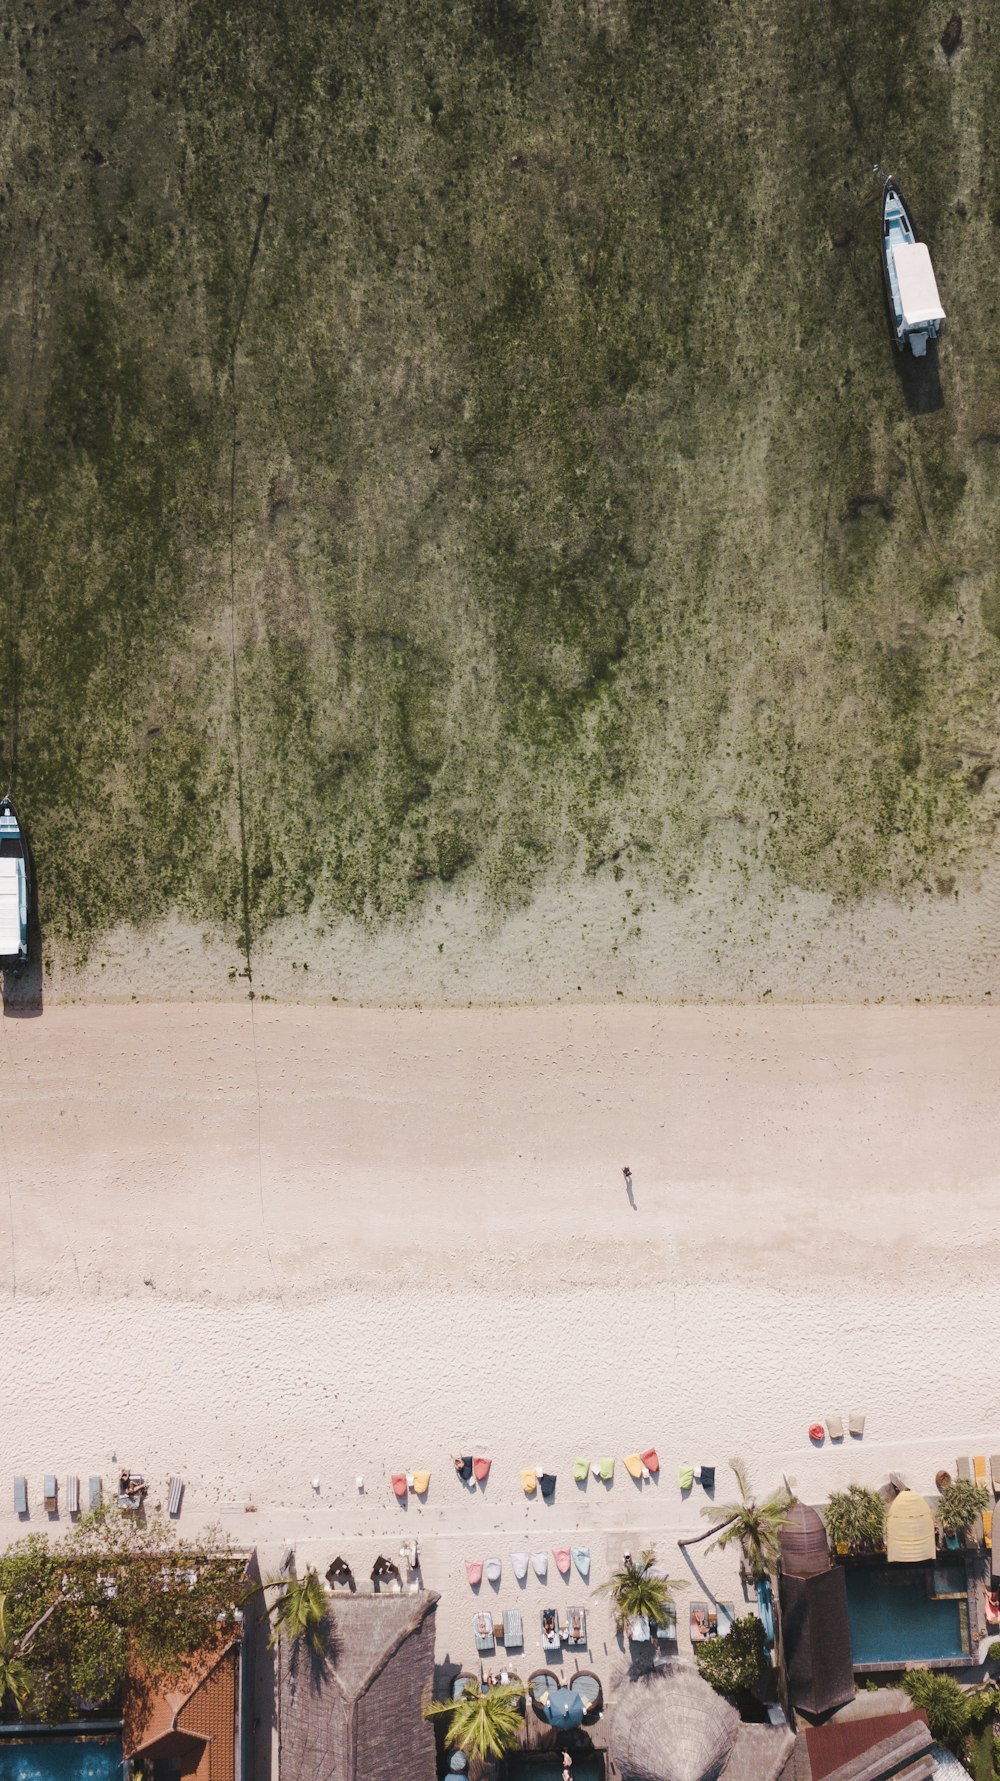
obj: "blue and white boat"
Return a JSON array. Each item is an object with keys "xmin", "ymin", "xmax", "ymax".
[
  {"xmin": 882, "ymin": 179, "xmax": 945, "ymax": 357},
  {"xmin": 0, "ymin": 795, "xmax": 29, "ymax": 962}
]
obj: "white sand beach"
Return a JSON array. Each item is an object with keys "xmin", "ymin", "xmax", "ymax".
[{"xmin": 0, "ymin": 1001, "xmax": 997, "ymax": 1734}]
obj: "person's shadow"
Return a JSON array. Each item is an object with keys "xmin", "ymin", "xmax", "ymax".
[{"xmin": 624, "ymin": 1173, "xmax": 637, "ymax": 1210}]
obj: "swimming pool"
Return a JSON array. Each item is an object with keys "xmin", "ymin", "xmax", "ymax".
[
  {"xmin": 845, "ymin": 1566, "xmax": 968, "ymax": 1665},
  {"xmin": 0, "ymin": 1739, "xmax": 123, "ymax": 1781},
  {"xmin": 505, "ymin": 1758, "xmax": 603, "ymax": 1781}
]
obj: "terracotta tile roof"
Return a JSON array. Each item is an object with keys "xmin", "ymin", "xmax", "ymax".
[
  {"xmin": 805, "ymin": 1712, "xmax": 930, "ymax": 1781},
  {"xmin": 125, "ymin": 1639, "xmax": 239, "ymax": 1781}
]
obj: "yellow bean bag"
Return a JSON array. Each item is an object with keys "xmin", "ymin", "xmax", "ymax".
[
  {"xmin": 623, "ymin": 1453, "xmax": 643, "ymax": 1480},
  {"xmin": 412, "ymin": 1470, "xmax": 431, "ymax": 1495},
  {"xmin": 521, "ymin": 1468, "xmax": 537, "ymax": 1494}
]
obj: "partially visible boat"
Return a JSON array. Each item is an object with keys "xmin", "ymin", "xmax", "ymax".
[
  {"xmin": 882, "ymin": 178, "xmax": 945, "ymax": 357},
  {"xmin": 0, "ymin": 795, "xmax": 29, "ymax": 963}
]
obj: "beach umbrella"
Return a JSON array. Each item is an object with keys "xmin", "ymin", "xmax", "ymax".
[{"xmin": 543, "ymin": 1687, "xmax": 586, "ymax": 1730}]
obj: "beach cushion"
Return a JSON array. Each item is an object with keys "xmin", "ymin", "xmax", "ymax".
[
  {"xmin": 474, "ymin": 1456, "xmax": 492, "ymax": 1482},
  {"xmin": 391, "ymin": 1473, "xmax": 408, "ymax": 1499},
  {"xmin": 511, "ymin": 1551, "xmax": 529, "ymax": 1581},
  {"xmin": 465, "ymin": 1559, "xmax": 483, "ymax": 1586},
  {"xmin": 553, "ymin": 1546, "xmax": 571, "ymax": 1575},
  {"xmin": 531, "ymin": 1551, "xmax": 548, "ymax": 1579},
  {"xmin": 573, "ymin": 1457, "xmax": 589, "ymax": 1482},
  {"xmin": 598, "ymin": 1457, "xmax": 615, "ymax": 1482},
  {"xmin": 539, "ymin": 1471, "xmax": 556, "ymax": 1500},
  {"xmin": 485, "ymin": 1557, "xmax": 502, "ymax": 1582},
  {"xmin": 641, "ymin": 1448, "xmax": 659, "ymax": 1474},
  {"xmin": 678, "ymin": 1463, "xmax": 694, "ymax": 1489},
  {"xmin": 521, "ymin": 1469, "xmax": 537, "ymax": 1494},
  {"xmin": 454, "ymin": 1455, "xmax": 473, "ymax": 1481},
  {"xmin": 623, "ymin": 1453, "xmax": 643, "ymax": 1479},
  {"xmin": 412, "ymin": 1470, "xmax": 431, "ymax": 1495},
  {"xmin": 572, "ymin": 1546, "xmax": 591, "ymax": 1579}
]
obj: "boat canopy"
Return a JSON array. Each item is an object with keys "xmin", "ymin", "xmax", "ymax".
[
  {"xmin": 0, "ymin": 859, "xmax": 21, "ymax": 956},
  {"xmin": 886, "ymin": 1490, "xmax": 936, "ymax": 1563},
  {"xmin": 894, "ymin": 241, "xmax": 945, "ymax": 327}
]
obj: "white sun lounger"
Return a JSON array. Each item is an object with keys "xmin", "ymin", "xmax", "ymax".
[
  {"xmin": 43, "ymin": 1476, "xmax": 57, "ymax": 1513},
  {"xmin": 503, "ymin": 1608, "xmax": 523, "ymax": 1647},
  {"xmin": 167, "ymin": 1476, "xmax": 184, "ymax": 1517},
  {"xmin": 65, "ymin": 1475, "xmax": 79, "ymax": 1515},
  {"xmin": 89, "ymin": 1476, "xmax": 102, "ymax": 1511},
  {"xmin": 473, "ymin": 1611, "xmax": 494, "ymax": 1654},
  {"xmin": 14, "ymin": 1476, "xmax": 27, "ymax": 1515}
]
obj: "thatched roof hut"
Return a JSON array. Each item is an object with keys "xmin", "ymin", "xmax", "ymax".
[
  {"xmin": 277, "ymin": 1591, "xmax": 439, "ymax": 1781},
  {"xmin": 609, "ymin": 1661, "xmax": 792, "ymax": 1781},
  {"xmin": 779, "ymin": 1506, "xmax": 830, "ymax": 1580}
]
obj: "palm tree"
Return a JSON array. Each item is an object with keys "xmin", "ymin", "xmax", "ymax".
[
  {"xmin": 678, "ymin": 1458, "xmax": 795, "ymax": 1581},
  {"xmin": 424, "ymin": 1681, "xmax": 525, "ymax": 1761},
  {"xmin": 596, "ymin": 1549, "xmax": 681, "ymax": 1636},
  {"xmin": 267, "ymin": 1567, "xmax": 328, "ymax": 1655}
]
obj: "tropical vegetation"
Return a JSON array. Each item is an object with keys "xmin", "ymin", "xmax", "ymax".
[
  {"xmin": 596, "ymin": 1550, "xmax": 681, "ymax": 1636},
  {"xmin": 937, "ymin": 1480, "xmax": 991, "ymax": 1535},
  {"xmin": 266, "ymin": 1568, "xmax": 328, "ymax": 1655},
  {"xmin": 695, "ymin": 1615, "xmax": 767, "ymax": 1700},
  {"xmin": 679, "ymin": 1458, "xmax": 795, "ymax": 1581},
  {"xmin": 824, "ymin": 1484, "xmax": 885, "ymax": 1554},
  {"xmin": 424, "ymin": 1680, "xmax": 525, "ymax": 1761},
  {"xmin": 0, "ymin": 1511, "xmax": 244, "ymax": 1723},
  {"xmin": 900, "ymin": 1671, "xmax": 973, "ymax": 1749}
]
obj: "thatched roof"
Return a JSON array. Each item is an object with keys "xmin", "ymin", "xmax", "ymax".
[
  {"xmin": 780, "ymin": 1507, "xmax": 830, "ymax": 1579},
  {"xmin": 609, "ymin": 1661, "xmax": 792, "ymax": 1781},
  {"xmin": 779, "ymin": 1569, "xmax": 855, "ymax": 1718},
  {"xmin": 278, "ymin": 1591, "xmax": 439, "ymax": 1781}
]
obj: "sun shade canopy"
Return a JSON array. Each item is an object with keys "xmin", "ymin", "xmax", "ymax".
[
  {"xmin": 886, "ymin": 1490, "xmax": 936, "ymax": 1562},
  {"xmin": 894, "ymin": 242, "xmax": 945, "ymax": 326}
]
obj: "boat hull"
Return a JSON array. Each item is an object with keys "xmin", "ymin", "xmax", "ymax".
[{"xmin": 881, "ymin": 178, "xmax": 943, "ymax": 357}]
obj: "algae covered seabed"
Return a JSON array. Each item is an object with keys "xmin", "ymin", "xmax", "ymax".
[{"xmin": 2, "ymin": 0, "xmax": 1000, "ymax": 1001}]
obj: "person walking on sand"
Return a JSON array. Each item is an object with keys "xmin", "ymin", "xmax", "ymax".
[{"xmin": 622, "ymin": 1165, "xmax": 632, "ymax": 1188}]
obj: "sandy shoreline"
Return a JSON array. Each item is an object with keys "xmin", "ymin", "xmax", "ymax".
[{"xmin": 1, "ymin": 1003, "xmax": 997, "ymax": 1698}]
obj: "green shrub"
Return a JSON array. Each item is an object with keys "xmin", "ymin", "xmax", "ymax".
[
  {"xmin": 695, "ymin": 1616, "xmax": 768, "ymax": 1697},
  {"xmin": 900, "ymin": 1671, "xmax": 970, "ymax": 1746},
  {"xmin": 824, "ymin": 1485, "xmax": 885, "ymax": 1553},
  {"xmin": 937, "ymin": 1480, "xmax": 991, "ymax": 1534},
  {"xmin": 988, "ymin": 1642, "xmax": 1000, "ymax": 1664}
]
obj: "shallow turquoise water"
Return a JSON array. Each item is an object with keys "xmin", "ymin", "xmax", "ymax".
[
  {"xmin": 845, "ymin": 1567, "xmax": 966, "ymax": 1662},
  {"xmin": 0, "ymin": 1741, "xmax": 123, "ymax": 1781}
]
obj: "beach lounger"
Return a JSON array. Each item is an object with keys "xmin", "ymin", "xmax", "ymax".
[
  {"xmin": 521, "ymin": 1469, "xmax": 537, "ymax": 1495},
  {"xmin": 706, "ymin": 1606, "xmax": 718, "ymax": 1636},
  {"xmin": 412, "ymin": 1470, "xmax": 431, "ymax": 1495},
  {"xmin": 849, "ymin": 1414, "xmax": 866, "ymax": 1437},
  {"xmin": 452, "ymin": 1672, "xmax": 476, "ymax": 1699},
  {"xmin": 984, "ymin": 1509, "xmax": 993, "ymax": 1550},
  {"xmin": 485, "ymin": 1558, "xmax": 502, "ymax": 1584},
  {"xmin": 14, "ymin": 1476, "xmax": 27, "ymax": 1516},
  {"xmin": 718, "ymin": 1602, "xmax": 735, "ymax": 1635},
  {"xmin": 539, "ymin": 1472, "xmax": 556, "ymax": 1500},
  {"xmin": 88, "ymin": 1476, "xmax": 102, "ymax": 1511},
  {"xmin": 991, "ymin": 1457, "xmax": 1000, "ymax": 1497},
  {"xmin": 65, "ymin": 1475, "xmax": 79, "ymax": 1515},
  {"xmin": 43, "ymin": 1476, "xmax": 57, "ymax": 1514},
  {"xmin": 565, "ymin": 1606, "xmax": 587, "ymax": 1645},
  {"xmin": 503, "ymin": 1609, "xmax": 523, "ymax": 1648},
  {"xmin": 511, "ymin": 1551, "xmax": 529, "ymax": 1583},
  {"xmin": 690, "ymin": 1602, "xmax": 709, "ymax": 1643},
  {"xmin": 553, "ymin": 1547, "xmax": 571, "ymax": 1576},
  {"xmin": 454, "ymin": 1455, "xmax": 473, "ymax": 1482},
  {"xmin": 623, "ymin": 1453, "xmax": 643, "ymax": 1480},
  {"xmin": 465, "ymin": 1560, "xmax": 483, "ymax": 1586},
  {"xmin": 597, "ymin": 1457, "xmax": 615, "ymax": 1483},
  {"xmin": 889, "ymin": 1471, "xmax": 908, "ymax": 1493},
  {"xmin": 531, "ymin": 1551, "xmax": 548, "ymax": 1580},
  {"xmin": 641, "ymin": 1448, "xmax": 659, "ymax": 1474},
  {"xmin": 678, "ymin": 1463, "xmax": 694, "ymax": 1490},
  {"xmin": 573, "ymin": 1457, "xmax": 589, "ymax": 1483},
  {"xmin": 472, "ymin": 1612, "xmax": 494, "ymax": 1654},
  {"xmin": 540, "ymin": 1608, "xmax": 561, "ymax": 1651},
  {"xmin": 655, "ymin": 1605, "xmax": 677, "ymax": 1640},
  {"xmin": 627, "ymin": 1614, "xmax": 651, "ymax": 1642},
  {"xmin": 473, "ymin": 1457, "xmax": 491, "ymax": 1483},
  {"xmin": 826, "ymin": 1416, "xmax": 844, "ymax": 1441},
  {"xmin": 957, "ymin": 1457, "xmax": 972, "ymax": 1481},
  {"xmin": 167, "ymin": 1476, "xmax": 184, "ymax": 1517},
  {"xmin": 572, "ymin": 1547, "xmax": 590, "ymax": 1580},
  {"xmin": 700, "ymin": 1465, "xmax": 716, "ymax": 1490},
  {"xmin": 975, "ymin": 1456, "xmax": 988, "ymax": 1488}
]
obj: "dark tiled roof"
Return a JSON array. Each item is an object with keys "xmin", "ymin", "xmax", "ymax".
[
  {"xmin": 805, "ymin": 1713, "xmax": 931, "ymax": 1781},
  {"xmin": 278, "ymin": 1592, "xmax": 439, "ymax": 1781},
  {"xmin": 779, "ymin": 1568, "xmax": 855, "ymax": 1717}
]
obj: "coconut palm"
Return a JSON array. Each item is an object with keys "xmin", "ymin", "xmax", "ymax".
[
  {"xmin": 678, "ymin": 1458, "xmax": 795, "ymax": 1581},
  {"xmin": 424, "ymin": 1680, "xmax": 525, "ymax": 1761},
  {"xmin": 267, "ymin": 1567, "xmax": 328, "ymax": 1655},
  {"xmin": 596, "ymin": 1550, "xmax": 682, "ymax": 1636}
]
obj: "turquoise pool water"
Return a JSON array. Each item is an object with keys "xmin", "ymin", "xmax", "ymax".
[
  {"xmin": 845, "ymin": 1567, "xmax": 967, "ymax": 1663},
  {"xmin": 0, "ymin": 1741, "xmax": 122, "ymax": 1781}
]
